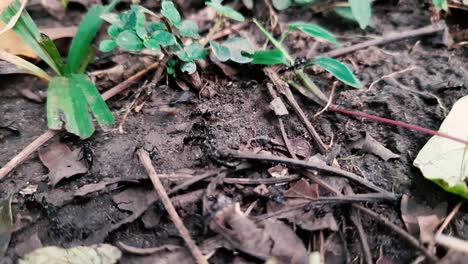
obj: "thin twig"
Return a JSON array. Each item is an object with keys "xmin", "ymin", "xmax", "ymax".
[
  {"xmin": 264, "ymin": 68, "xmax": 328, "ymax": 154},
  {"xmin": 344, "ymin": 185, "xmax": 373, "ymax": 264},
  {"xmin": 367, "ymin": 66, "xmax": 419, "ymax": 91},
  {"xmin": 210, "ymin": 21, "xmax": 249, "ymax": 41},
  {"xmin": 435, "ymin": 201, "xmax": 463, "ymax": 237},
  {"xmin": 0, "ymin": 60, "xmax": 165, "ymax": 180},
  {"xmin": 224, "ymin": 175, "xmax": 300, "ymax": 185},
  {"xmin": 278, "ymin": 118, "xmax": 298, "ymax": 159},
  {"xmin": 225, "ymin": 150, "xmax": 396, "ymax": 199},
  {"xmin": 354, "ymin": 204, "xmax": 438, "ymax": 263},
  {"xmin": 314, "ymin": 81, "xmax": 337, "ymax": 118},
  {"xmin": 323, "ymin": 22, "xmax": 446, "ymax": 58},
  {"xmin": 137, "ymin": 149, "xmax": 208, "ymax": 264},
  {"xmin": 168, "ymin": 170, "xmax": 220, "ymax": 195},
  {"xmin": 435, "ymin": 234, "xmax": 468, "ymax": 253}
]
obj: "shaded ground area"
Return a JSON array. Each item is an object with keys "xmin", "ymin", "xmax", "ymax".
[{"xmin": 1, "ymin": 0, "xmax": 468, "ymax": 263}]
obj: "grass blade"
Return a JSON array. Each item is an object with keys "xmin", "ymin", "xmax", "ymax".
[
  {"xmin": 252, "ymin": 18, "xmax": 293, "ymax": 65},
  {"xmin": 66, "ymin": 0, "xmax": 118, "ymax": 74}
]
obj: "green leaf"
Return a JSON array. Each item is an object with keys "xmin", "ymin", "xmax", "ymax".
[
  {"xmin": 222, "ymin": 37, "xmax": 254, "ymax": 63},
  {"xmin": 432, "ymin": 0, "xmax": 448, "ymax": 11},
  {"xmin": 288, "ymin": 22, "xmax": 338, "ymax": 47},
  {"xmin": 47, "ymin": 75, "xmax": 114, "ymax": 138},
  {"xmin": 136, "ymin": 26, "xmax": 148, "ymax": 39},
  {"xmin": 180, "ymin": 61, "xmax": 197, "ymax": 74},
  {"xmin": 205, "ymin": 0, "xmax": 245, "ymax": 21},
  {"xmin": 186, "ymin": 43, "xmax": 206, "ymax": 60},
  {"xmin": 210, "ymin": 41, "xmax": 231, "ymax": 62},
  {"xmin": 334, "ymin": 6, "xmax": 357, "ymax": 22},
  {"xmin": 252, "ymin": 19, "xmax": 293, "ymax": 65},
  {"xmin": 38, "ymin": 33, "xmax": 64, "ymax": 74},
  {"xmin": 146, "ymin": 21, "xmax": 165, "ymax": 33},
  {"xmin": 414, "ymin": 95, "xmax": 468, "ymax": 199},
  {"xmin": 311, "ymin": 56, "xmax": 362, "ymax": 88},
  {"xmin": 116, "ymin": 30, "xmax": 144, "ymax": 51},
  {"xmin": 99, "ymin": 39, "xmax": 117, "ymax": 52},
  {"xmin": 272, "ymin": 0, "xmax": 292, "ymax": 10},
  {"xmin": 349, "ymin": 0, "xmax": 371, "ymax": 29},
  {"xmin": 151, "ymin": 30, "xmax": 175, "ymax": 46},
  {"xmin": 244, "ymin": 49, "xmax": 288, "ymax": 65},
  {"xmin": 107, "ymin": 24, "xmax": 121, "ymax": 38},
  {"xmin": 66, "ymin": 0, "xmax": 118, "ymax": 74},
  {"xmin": 161, "ymin": 1, "xmax": 181, "ymax": 25},
  {"xmin": 176, "ymin": 20, "xmax": 200, "ymax": 39}
]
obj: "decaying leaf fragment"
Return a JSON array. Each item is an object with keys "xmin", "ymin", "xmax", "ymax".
[
  {"xmin": 18, "ymin": 244, "xmax": 122, "ymax": 264},
  {"xmin": 209, "ymin": 203, "xmax": 308, "ymax": 264},
  {"xmin": 414, "ymin": 95, "xmax": 468, "ymax": 199}
]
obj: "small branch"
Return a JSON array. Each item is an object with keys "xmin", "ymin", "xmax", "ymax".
[
  {"xmin": 137, "ymin": 149, "xmax": 208, "ymax": 264},
  {"xmin": 224, "ymin": 150, "xmax": 397, "ymax": 199},
  {"xmin": 278, "ymin": 118, "xmax": 298, "ymax": 159},
  {"xmin": 328, "ymin": 105, "xmax": 468, "ymax": 145},
  {"xmin": 323, "ymin": 22, "xmax": 446, "ymax": 58},
  {"xmin": 354, "ymin": 204, "xmax": 439, "ymax": 263},
  {"xmin": 0, "ymin": 60, "xmax": 165, "ymax": 180},
  {"xmin": 264, "ymin": 68, "xmax": 328, "ymax": 154},
  {"xmin": 210, "ymin": 21, "xmax": 249, "ymax": 41},
  {"xmin": 435, "ymin": 234, "xmax": 468, "ymax": 254}
]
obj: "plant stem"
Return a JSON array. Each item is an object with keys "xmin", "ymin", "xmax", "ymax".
[
  {"xmin": 295, "ymin": 70, "xmax": 328, "ymax": 103},
  {"xmin": 200, "ymin": 16, "xmax": 224, "ymax": 47},
  {"xmin": 329, "ymin": 105, "xmax": 468, "ymax": 145},
  {"xmin": 252, "ymin": 18, "xmax": 293, "ymax": 65}
]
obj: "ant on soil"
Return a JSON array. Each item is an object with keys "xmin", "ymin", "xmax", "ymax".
[{"xmin": 59, "ymin": 133, "xmax": 94, "ymax": 171}]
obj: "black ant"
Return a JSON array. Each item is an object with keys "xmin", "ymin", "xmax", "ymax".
[
  {"xmin": 279, "ymin": 57, "xmax": 309, "ymax": 73},
  {"xmin": 80, "ymin": 142, "xmax": 94, "ymax": 170}
]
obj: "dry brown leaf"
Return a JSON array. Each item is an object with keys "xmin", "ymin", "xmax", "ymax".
[
  {"xmin": 350, "ymin": 132, "xmax": 400, "ymax": 161},
  {"xmin": 400, "ymin": 195, "xmax": 447, "ymax": 241},
  {"xmin": 38, "ymin": 143, "xmax": 88, "ymax": 186},
  {"xmin": 209, "ymin": 203, "xmax": 308, "ymax": 263}
]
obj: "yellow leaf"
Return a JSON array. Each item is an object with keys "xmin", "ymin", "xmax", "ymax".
[{"xmin": 0, "ymin": 22, "xmax": 37, "ymax": 59}]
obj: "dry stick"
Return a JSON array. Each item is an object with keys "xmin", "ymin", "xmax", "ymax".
[
  {"xmin": 308, "ymin": 175, "xmax": 439, "ymax": 263},
  {"xmin": 226, "ymin": 150, "xmax": 396, "ymax": 199},
  {"xmin": 210, "ymin": 21, "xmax": 249, "ymax": 41},
  {"xmin": 137, "ymin": 149, "xmax": 208, "ymax": 264},
  {"xmin": 278, "ymin": 118, "xmax": 298, "ymax": 159},
  {"xmin": 428, "ymin": 201, "xmax": 464, "ymax": 252},
  {"xmin": 264, "ymin": 68, "xmax": 328, "ymax": 154},
  {"xmin": 0, "ymin": 61, "xmax": 164, "ymax": 180},
  {"xmin": 354, "ymin": 204, "xmax": 438, "ymax": 263},
  {"xmin": 323, "ymin": 21, "xmax": 446, "ymax": 58},
  {"xmin": 344, "ymin": 185, "xmax": 373, "ymax": 264}
]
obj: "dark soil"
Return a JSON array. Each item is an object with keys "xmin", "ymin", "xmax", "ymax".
[{"xmin": 1, "ymin": 0, "xmax": 467, "ymax": 263}]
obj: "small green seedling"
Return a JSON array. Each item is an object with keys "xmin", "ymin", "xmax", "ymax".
[
  {"xmin": 432, "ymin": 0, "xmax": 449, "ymax": 11},
  {"xmin": 0, "ymin": 0, "xmax": 117, "ymax": 138},
  {"xmin": 100, "ymin": 0, "xmax": 253, "ymax": 75},
  {"xmin": 245, "ymin": 0, "xmax": 372, "ymax": 29},
  {"xmin": 248, "ymin": 19, "xmax": 362, "ymax": 103}
]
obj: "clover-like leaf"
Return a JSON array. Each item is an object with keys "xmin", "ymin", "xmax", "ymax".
[
  {"xmin": 334, "ymin": 6, "xmax": 357, "ymax": 22},
  {"xmin": 272, "ymin": 0, "xmax": 292, "ymax": 10},
  {"xmin": 99, "ymin": 39, "xmax": 117, "ymax": 52},
  {"xmin": 146, "ymin": 21, "xmax": 165, "ymax": 33},
  {"xmin": 311, "ymin": 56, "xmax": 362, "ymax": 88},
  {"xmin": 116, "ymin": 30, "xmax": 143, "ymax": 51},
  {"xmin": 206, "ymin": 0, "xmax": 245, "ymax": 21},
  {"xmin": 244, "ymin": 49, "xmax": 288, "ymax": 65},
  {"xmin": 289, "ymin": 22, "xmax": 338, "ymax": 47},
  {"xmin": 222, "ymin": 37, "xmax": 253, "ymax": 63},
  {"xmin": 349, "ymin": 0, "xmax": 371, "ymax": 29},
  {"xmin": 136, "ymin": 26, "xmax": 148, "ymax": 39},
  {"xmin": 161, "ymin": 1, "xmax": 181, "ymax": 25},
  {"xmin": 180, "ymin": 61, "xmax": 197, "ymax": 74},
  {"xmin": 210, "ymin": 41, "xmax": 230, "ymax": 62},
  {"xmin": 186, "ymin": 43, "xmax": 206, "ymax": 60},
  {"xmin": 176, "ymin": 20, "xmax": 200, "ymax": 39},
  {"xmin": 151, "ymin": 30, "xmax": 174, "ymax": 46},
  {"xmin": 107, "ymin": 24, "xmax": 121, "ymax": 38}
]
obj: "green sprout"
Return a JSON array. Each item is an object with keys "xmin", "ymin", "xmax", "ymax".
[{"xmin": 0, "ymin": 0, "xmax": 118, "ymax": 138}]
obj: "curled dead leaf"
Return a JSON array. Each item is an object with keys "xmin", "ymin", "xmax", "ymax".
[
  {"xmin": 38, "ymin": 143, "xmax": 88, "ymax": 186},
  {"xmin": 209, "ymin": 203, "xmax": 308, "ymax": 264}
]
